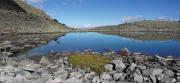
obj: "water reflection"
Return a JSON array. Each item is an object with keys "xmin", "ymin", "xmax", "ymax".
[
  {"xmin": 100, "ymin": 32, "xmax": 180, "ymax": 41},
  {"xmin": 25, "ymin": 32, "xmax": 180, "ymax": 57}
]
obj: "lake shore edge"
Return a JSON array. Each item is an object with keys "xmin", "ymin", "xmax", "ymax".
[
  {"xmin": 1, "ymin": 39, "xmax": 180, "ymax": 83},
  {"xmin": 0, "ymin": 32, "xmax": 180, "ymax": 83}
]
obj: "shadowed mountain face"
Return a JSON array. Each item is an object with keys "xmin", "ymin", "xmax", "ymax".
[
  {"xmin": 0, "ymin": 0, "xmax": 69, "ymax": 34},
  {"xmin": 0, "ymin": 0, "xmax": 26, "ymax": 12}
]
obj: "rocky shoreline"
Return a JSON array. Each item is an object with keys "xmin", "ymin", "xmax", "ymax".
[{"xmin": 0, "ymin": 39, "xmax": 180, "ymax": 83}]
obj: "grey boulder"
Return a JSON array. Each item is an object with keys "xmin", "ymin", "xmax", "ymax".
[{"xmin": 111, "ymin": 60, "xmax": 126, "ymax": 72}]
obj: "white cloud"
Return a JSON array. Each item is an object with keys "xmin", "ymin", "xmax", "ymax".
[
  {"xmin": 83, "ymin": 24, "xmax": 99, "ymax": 28},
  {"xmin": 155, "ymin": 16, "xmax": 170, "ymax": 21},
  {"xmin": 122, "ymin": 15, "xmax": 145, "ymax": 23},
  {"xmin": 69, "ymin": 24, "xmax": 99, "ymax": 29},
  {"xmin": 84, "ymin": 24, "xmax": 92, "ymax": 28}
]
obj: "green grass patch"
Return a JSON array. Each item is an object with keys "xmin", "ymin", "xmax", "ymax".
[{"xmin": 68, "ymin": 54, "xmax": 112, "ymax": 75}]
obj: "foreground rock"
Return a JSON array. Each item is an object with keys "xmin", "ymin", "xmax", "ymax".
[
  {"xmin": 0, "ymin": 49, "xmax": 180, "ymax": 83},
  {"xmin": 110, "ymin": 59, "xmax": 126, "ymax": 72}
]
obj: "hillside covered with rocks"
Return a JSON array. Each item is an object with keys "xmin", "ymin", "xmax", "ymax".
[{"xmin": 0, "ymin": 0, "xmax": 70, "ymax": 34}]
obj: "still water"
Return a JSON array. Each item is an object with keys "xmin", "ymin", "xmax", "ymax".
[{"xmin": 26, "ymin": 32, "xmax": 180, "ymax": 57}]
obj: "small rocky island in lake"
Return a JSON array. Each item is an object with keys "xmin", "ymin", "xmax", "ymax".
[{"xmin": 0, "ymin": 0, "xmax": 180, "ymax": 83}]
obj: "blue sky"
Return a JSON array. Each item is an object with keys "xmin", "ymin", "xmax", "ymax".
[{"xmin": 25, "ymin": 0, "xmax": 180, "ymax": 28}]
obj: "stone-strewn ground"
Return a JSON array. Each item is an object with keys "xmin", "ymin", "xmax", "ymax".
[
  {"xmin": 0, "ymin": 38, "xmax": 180, "ymax": 83},
  {"xmin": 0, "ymin": 33, "xmax": 65, "ymax": 56},
  {"xmin": 0, "ymin": 10, "xmax": 69, "ymax": 34}
]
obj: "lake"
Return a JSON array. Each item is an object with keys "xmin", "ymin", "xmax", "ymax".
[{"xmin": 25, "ymin": 32, "xmax": 180, "ymax": 57}]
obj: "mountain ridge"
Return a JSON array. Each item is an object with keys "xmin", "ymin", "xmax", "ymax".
[
  {"xmin": 91, "ymin": 20, "xmax": 180, "ymax": 32},
  {"xmin": 0, "ymin": 0, "xmax": 69, "ymax": 34}
]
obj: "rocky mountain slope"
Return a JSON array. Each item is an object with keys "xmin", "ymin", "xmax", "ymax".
[
  {"xmin": 92, "ymin": 20, "xmax": 180, "ymax": 32},
  {"xmin": 0, "ymin": 0, "xmax": 69, "ymax": 34}
]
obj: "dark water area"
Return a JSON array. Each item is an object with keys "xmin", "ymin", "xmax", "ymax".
[{"xmin": 25, "ymin": 32, "xmax": 180, "ymax": 57}]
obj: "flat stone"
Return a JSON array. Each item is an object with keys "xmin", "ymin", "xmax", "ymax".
[
  {"xmin": 153, "ymin": 69, "xmax": 163, "ymax": 75},
  {"xmin": 92, "ymin": 76, "xmax": 102, "ymax": 83},
  {"xmin": 117, "ymin": 80, "xmax": 134, "ymax": 83},
  {"xmin": 46, "ymin": 78, "xmax": 55, "ymax": 83},
  {"xmin": 134, "ymin": 73, "xmax": 143, "ymax": 83},
  {"xmin": 69, "ymin": 72, "xmax": 83, "ymax": 79},
  {"xmin": 39, "ymin": 56, "xmax": 51, "ymax": 65},
  {"xmin": 2, "ymin": 51, "xmax": 13, "ymax": 56},
  {"xmin": 104, "ymin": 64, "xmax": 113, "ymax": 71},
  {"xmin": 40, "ymin": 71, "xmax": 52, "ymax": 78},
  {"xmin": 176, "ymin": 73, "xmax": 180, "ymax": 76},
  {"xmin": 55, "ymin": 70, "xmax": 69, "ymax": 80},
  {"xmin": 171, "ymin": 78, "xmax": 176, "ymax": 83},
  {"xmin": 113, "ymin": 73, "xmax": 124, "ymax": 80},
  {"xmin": 129, "ymin": 63, "xmax": 136, "ymax": 71},
  {"xmin": 164, "ymin": 70, "xmax": 174, "ymax": 77},
  {"xmin": 19, "ymin": 60, "xmax": 40, "ymax": 72},
  {"xmin": 111, "ymin": 60, "xmax": 126, "ymax": 72},
  {"xmin": 15, "ymin": 70, "xmax": 32, "ymax": 79},
  {"xmin": 143, "ymin": 77, "xmax": 150, "ymax": 81},
  {"xmin": 83, "ymin": 79, "xmax": 91, "ymax": 83},
  {"xmin": 85, "ymin": 72, "xmax": 96, "ymax": 80},
  {"xmin": 142, "ymin": 68, "xmax": 163, "ymax": 76},
  {"xmin": 24, "ymin": 44, "xmax": 35, "ymax": 48},
  {"xmin": 176, "ymin": 76, "xmax": 180, "ymax": 82},
  {"xmin": 150, "ymin": 75, "xmax": 156, "ymax": 83},
  {"xmin": 154, "ymin": 55, "xmax": 167, "ymax": 66},
  {"xmin": 63, "ymin": 61, "xmax": 69, "ymax": 66},
  {"xmin": 159, "ymin": 75, "xmax": 176, "ymax": 83},
  {"xmin": 101, "ymin": 80, "xmax": 116, "ymax": 83},
  {"xmin": 63, "ymin": 57, "xmax": 68, "ymax": 61},
  {"xmin": 64, "ymin": 77, "xmax": 82, "ymax": 83},
  {"xmin": 2, "ymin": 41, "xmax": 11, "ymax": 45},
  {"xmin": 157, "ymin": 74, "xmax": 164, "ymax": 81},
  {"xmin": 100, "ymin": 72, "xmax": 112, "ymax": 80},
  {"xmin": 15, "ymin": 74, "xmax": 28, "ymax": 83},
  {"xmin": 0, "ymin": 65, "xmax": 15, "ymax": 72},
  {"xmin": 137, "ymin": 65, "xmax": 146, "ymax": 70},
  {"xmin": 54, "ymin": 78, "xmax": 64, "ymax": 83}
]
